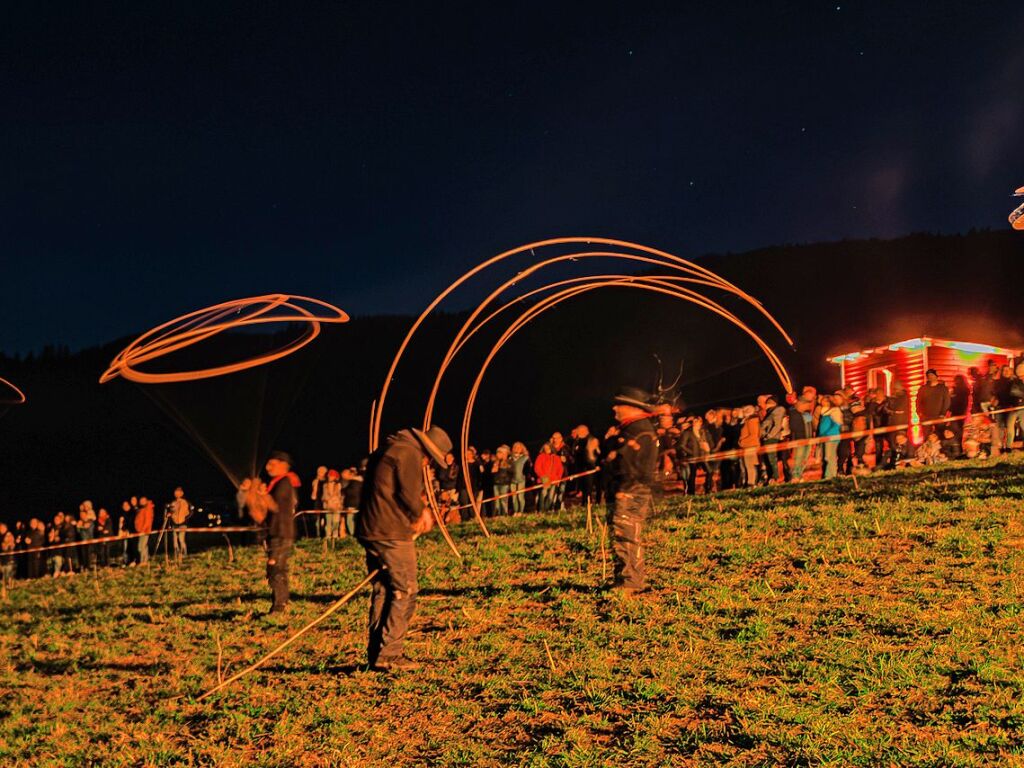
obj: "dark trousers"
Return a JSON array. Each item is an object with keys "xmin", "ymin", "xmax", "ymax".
[
  {"xmin": 609, "ymin": 489, "xmax": 651, "ymax": 589},
  {"xmin": 360, "ymin": 539, "xmax": 418, "ymax": 664},
  {"xmin": 762, "ymin": 440, "xmax": 780, "ymax": 481},
  {"xmin": 686, "ymin": 462, "xmax": 710, "ymax": 494},
  {"xmin": 266, "ymin": 537, "xmax": 293, "ymax": 609}
]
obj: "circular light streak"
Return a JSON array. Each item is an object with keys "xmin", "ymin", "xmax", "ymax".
[
  {"xmin": 100, "ymin": 294, "xmax": 349, "ymax": 384},
  {"xmin": 369, "ymin": 237, "xmax": 796, "ymax": 553},
  {"xmin": 0, "ymin": 376, "xmax": 26, "ymax": 405},
  {"xmin": 454, "ymin": 276, "xmax": 792, "ymax": 527}
]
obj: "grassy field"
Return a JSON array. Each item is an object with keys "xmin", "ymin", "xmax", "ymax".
[{"xmin": 2, "ymin": 457, "xmax": 1024, "ymax": 767}]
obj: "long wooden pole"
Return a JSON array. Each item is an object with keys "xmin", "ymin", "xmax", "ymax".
[{"xmin": 198, "ymin": 569, "xmax": 379, "ymax": 701}]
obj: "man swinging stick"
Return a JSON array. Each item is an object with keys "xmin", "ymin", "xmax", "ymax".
[{"xmin": 357, "ymin": 425, "xmax": 452, "ymax": 671}]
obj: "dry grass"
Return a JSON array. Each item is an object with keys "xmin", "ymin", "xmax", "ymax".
[{"xmin": 2, "ymin": 456, "xmax": 1024, "ymax": 766}]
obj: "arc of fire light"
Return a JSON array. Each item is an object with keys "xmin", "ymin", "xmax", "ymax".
[
  {"xmin": 369, "ymin": 238, "xmax": 795, "ymax": 558},
  {"xmin": 0, "ymin": 376, "xmax": 27, "ymax": 405}
]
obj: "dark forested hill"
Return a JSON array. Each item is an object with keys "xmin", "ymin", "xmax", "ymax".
[{"xmin": 2, "ymin": 230, "xmax": 1021, "ymax": 520}]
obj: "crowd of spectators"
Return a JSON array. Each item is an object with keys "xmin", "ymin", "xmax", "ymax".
[
  {"xmin": 425, "ymin": 360, "xmax": 1024, "ymax": 517},
  {"xmin": 0, "ymin": 493, "xmax": 189, "ymax": 587},
  {"xmin": 3, "ymin": 360, "xmax": 1021, "ymax": 588}
]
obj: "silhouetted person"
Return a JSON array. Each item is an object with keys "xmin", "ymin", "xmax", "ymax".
[
  {"xmin": 357, "ymin": 426, "xmax": 452, "ymax": 671},
  {"xmin": 264, "ymin": 451, "xmax": 299, "ymax": 613}
]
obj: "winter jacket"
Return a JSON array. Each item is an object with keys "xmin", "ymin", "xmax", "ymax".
[
  {"xmin": 356, "ymin": 431, "xmax": 426, "ymax": 542},
  {"xmin": 492, "ymin": 459, "xmax": 513, "ymax": 485},
  {"xmin": 916, "ymin": 382, "xmax": 951, "ymax": 421},
  {"xmin": 533, "ymin": 452, "xmax": 564, "ymax": 482},
  {"xmin": 611, "ymin": 416, "xmax": 658, "ymax": 493},
  {"xmin": 267, "ymin": 472, "xmax": 299, "ymax": 540},
  {"xmin": 818, "ymin": 407, "xmax": 843, "ymax": 437},
  {"xmin": 342, "ymin": 476, "xmax": 363, "ymax": 510},
  {"xmin": 678, "ymin": 427, "xmax": 711, "ymax": 460},
  {"xmin": 738, "ymin": 417, "xmax": 760, "ymax": 449},
  {"xmin": 887, "ymin": 391, "xmax": 910, "ymax": 426},
  {"xmin": 134, "ymin": 503, "xmax": 154, "ymax": 535},
  {"xmin": 787, "ymin": 406, "xmax": 813, "ymax": 440},
  {"xmin": 760, "ymin": 406, "xmax": 787, "ymax": 441}
]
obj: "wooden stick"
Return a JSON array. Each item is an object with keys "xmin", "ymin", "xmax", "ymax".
[
  {"xmin": 222, "ymin": 535, "xmax": 234, "ymax": 564},
  {"xmin": 198, "ymin": 569, "xmax": 379, "ymax": 701},
  {"xmin": 215, "ymin": 631, "xmax": 224, "ymax": 684},
  {"xmin": 586, "ymin": 497, "xmax": 593, "ymax": 535},
  {"xmin": 542, "ymin": 639, "xmax": 557, "ymax": 672},
  {"xmin": 597, "ymin": 521, "xmax": 608, "ymax": 582}
]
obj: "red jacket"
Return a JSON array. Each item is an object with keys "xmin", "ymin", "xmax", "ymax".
[
  {"xmin": 534, "ymin": 452, "xmax": 564, "ymax": 482},
  {"xmin": 134, "ymin": 502, "xmax": 154, "ymax": 534}
]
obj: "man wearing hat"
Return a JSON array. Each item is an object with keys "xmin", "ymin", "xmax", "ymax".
[
  {"xmin": 357, "ymin": 425, "xmax": 452, "ymax": 671},
  {"xmin": 607, "ymin": 387, "xmax": 659, "ymax": 595},
  {"xmin": 264, "ymin": 450, "xmax": 300, "ymax": 614}
]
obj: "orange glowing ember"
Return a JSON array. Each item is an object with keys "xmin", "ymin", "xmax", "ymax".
[
  {"xmin": 99, "ymin": 294, "xmax": 349, "ymax": 384},
  {"xmin": 0, "ymin": 376, "xmax": 26, "ymax": 404}
]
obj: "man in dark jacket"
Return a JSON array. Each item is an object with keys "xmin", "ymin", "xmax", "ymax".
[
  {"xmin": 787, "ymin": 393, "xmax": 815, "ymax": 481},
  {"xmin": 357, "ymin": 425, "xmax": 452, "ymax": 671},
  {"xmin": 916, "ymin": 369, "xmax": 951, "ymax": 438},
  {"xmin": 265, "ymin": 450, "xmax": 299, "ymax": 614},
  {"xmin": 607, "ymin": 387, "xmax": 658, "ymax": 595}
]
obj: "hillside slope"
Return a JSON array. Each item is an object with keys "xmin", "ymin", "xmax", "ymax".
[{"xmin": 2, "ymin": 458, "xmax": 1024, "ymax": 766}]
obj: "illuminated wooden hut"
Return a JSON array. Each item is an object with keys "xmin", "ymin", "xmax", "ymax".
[{"xmin": 828, "ymin": 337, "xmax": 1021, "ymax": 439}]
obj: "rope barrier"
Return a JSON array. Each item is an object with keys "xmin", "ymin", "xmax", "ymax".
[
  {"xmin": 673, "ymin": 405, "xmax": 1023, "ymax": 466},
  {"xmin": 9, "ymin": 525, "xmax": 262, "ymax": 557},
  {"xmin": 450, "ymin": 467, "xmax": 601, "ymax": 512}
]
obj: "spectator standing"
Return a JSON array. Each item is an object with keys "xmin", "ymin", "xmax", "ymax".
[
  {"xmin": 322, "ymin": 470, "xmax": 344, "ymax": 539},
  {"xmin": 680, "ymin": 414, "xmax": 712, "ymax": 494},
  {"xmin": 550, "ymin": 433, "xmax": 572, "ymax": 511},
  {"xmin": 48, "ymin": 513, "xmax": 64, "ymax": 576},
  {"xmin": 437, "ymin": 453, "xmax": 459, "ymax": 509},
  {"xmin": 79, "ymin": 501, "xmax": 96, "ymax": 568},
  {"xmin": 477, "ymin": 449, "xmax": 495, "ymax": 516},
  {"xmin": 950, "ymin": 374, "xmax": 970, "ymax": 436},
  {"xmin": 818, "ymin": 395, "xmax": 843, "ymax": 480},
  {"xmin": 264, "ymin": 451, "xmax": 299, "ymax": 613},
  {"xmin": 865, "ymin": 388, "xmax": 891, "ymax": 469},
  {"xmin": 0, "ymin": 523, "xmax": 15, "ymax": 589},
  {"xmin": 134, "ymin": 498, "xmax": 154, "ymax": 565},
  {"xmin": 760, "ymin": 395, "xmax": 787, "ymax": 483},
  {"xmin": 887, "ymin": 381, "xmax": 910, "ymax": 444},
  {"xmin": 95, "ymin": 508, "xmax": 113, "ymax": 567},
  {"xmin": 916, "ymin": 369, "xmax": 951, "ymax": 438},
  {"xmin": 534, "ymin": 443, "xmax": 564, "ymax": 512},
  {"xmin": 168, "ymin": 487, "xmax": 192, "ymax": 558},
  {"xmin": 26, "ymin": 519, "xmax": 44, "ymax": 578},
  {"xmin": 492, "ymin": 445, "xmax": 513, "ymax": 515},
  {"xmin": 970, "ymin": 362, "xmax": 996, "ymax": 413},
  {"xmin": 719, "ymin": 409, "xmax": 742, "ymax": 490},
  {"xmin": 509, "ymin": 442, "xmax": 530, "ymax": 514},
  {"xmin": 61, "ymin": 511, "xmax": 79, "ymax": 573},
  {"xmin": 342, "ymin": 463, "xmax": 364, "ymax": 537},
  {"xmin": 738, "ymin": 405, "xmax": 761, "ymax": 486},
  {"xmin": 788, "ymin": 393, "xmax": 815, "ymax": 481},
  {"xmin": 310, "ymin": 465, "xmax": 328, "ymax": 537}
]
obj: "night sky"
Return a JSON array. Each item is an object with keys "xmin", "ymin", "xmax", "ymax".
[{"xmin": 4, "ymin": 1, "xmax": 1023, "ymax": 355}]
